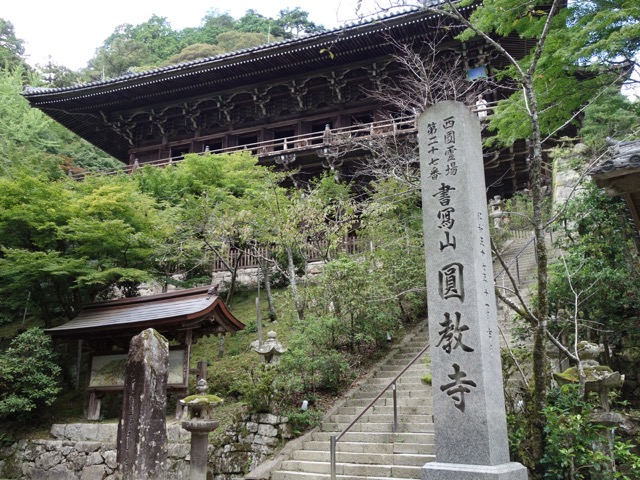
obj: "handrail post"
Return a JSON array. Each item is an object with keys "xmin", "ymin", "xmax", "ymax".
[
  {"xmin": 392, "ymin": 382, "xmax": 398, "ymax": 433},
  {"xmin": 327, "ymin": 342, "xmax": 430, "ymax": 474},
  {"xmin": 330, "ymin": 435, "xmax": 337, "ymax": 480}
]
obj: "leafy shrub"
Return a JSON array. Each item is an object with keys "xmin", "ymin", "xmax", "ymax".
[
  {"xmin": 0, "ymin": 312, "xmax": 13, "ymax": 327},
  {"xmin": 234, "ymin": 364, "xmax": 281, "ymax": 413},
  {"xmin": 0, "ymin": 328, "xmax": 61, "ymax": 421},
  {"xmin": 284, "ymin": 408, "xmax": 323, "ymax": 435},
  {"xmin": 540, "ymin": 385, "xmax": 640, "ymax": 479},
  {"xmin": 280, "ymin": 325, "xmax": 352, "ymax": 396}
]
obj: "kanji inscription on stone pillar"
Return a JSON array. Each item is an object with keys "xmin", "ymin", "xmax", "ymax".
[{"xmin": 418, "ymin": 101, "xmax": 527, "ymax": 480}]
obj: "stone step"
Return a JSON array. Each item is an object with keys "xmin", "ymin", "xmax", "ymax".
[
  {"xmin": 292, "ymin": 449, "xmax": 434, "ymax": 466},
  {"xmin": 382, "ymin": 359, "xmax": 429, "ymax": 368},
  {"xmin": 373, "ymin": 370, "xmax": 426, "ymax": 379},
  {"xmin": 301, "ymin": 441, "xmax": 434, "ymax": 455},
  {"xmin": 276, "ymin": 460, "xmax": 425, "ymax": 478},
  {"xmin": 366, "ymin": 377, "xmax": 426, "ymax": 385},
  {"xmin": 384, "ymin": 344, "xmax": 428, "ymax": 351},
  {"xmin": 348, "ymin": 389, "xmax": 431, "ymax": 400},
  {"xmin": 390, "ymin": 353, "xmax": 427, "ymax": 361},
  {"xmin": 311, "ymin": 431, "xmax": 434, "ymax": 445},
  {"xmin": 267, "ymin": 327, "xmax": 435, "ymax": 480},
  {"xmin": 321, "ymin": 422, "xmax": 434, "ymax": 434},
  {"xmin": 272, "ymin": 471, "xmax": 404, "ymax": 480},
  {"xmin": 388, "ymin": 348, "xmax": 428, "ymax": 356},
  {"xmin": 344, "ymin": 396, "xmax": 432, "ymax": 408},
  {"xmin": 328, "ymin": 414, "xmax": 432, "ymax": 425},
  {"xmin": 374, "ymin": 366, "xmax": 426, "ymax": 374},
  {"xmin": 336, "ymin": 405, "xmax": 433, "ymax": 416},
  {"xmin": 354, "ymin": 386, "xmax": 428, "ymax": 396}
]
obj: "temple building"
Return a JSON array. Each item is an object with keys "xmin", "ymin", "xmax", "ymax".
[
  {"xmin": 21, "ymin": 5, "xmax": 558, "ymax": 199},
  {"xmin": 46, "ymin": 286, "xmax": 245, "ymax": 419}
]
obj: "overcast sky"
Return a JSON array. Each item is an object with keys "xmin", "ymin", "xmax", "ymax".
[{"xmin": 3, "ymin": 0, "xmax": 376, "ymax": 70}]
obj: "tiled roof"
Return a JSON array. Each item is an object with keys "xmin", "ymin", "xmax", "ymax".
[
  {"xmin": 46, "ymin": 286, "xmax": 245, "ymax": 337},
  {"xmin": 22, "ymin": 5, "xmax": 434, "ymax": 96},
  {"xmin": 21, "ymin": 5, "xmax": 478, "ymax": 161}
]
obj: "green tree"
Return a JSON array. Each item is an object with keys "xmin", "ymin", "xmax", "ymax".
[
  {"xmin": 37, "ymin": 59, "xmax": 81, "ymax": 88},
  {"xmin": 0, "ymin": 172, "xmax": 79, "ymax": 323},
  {"xmin": 86, "ymin": 37, "xmax": 150, "ymax": 79},
  {"xmin": 164, "ymin": 43, "xmax": 222, "ymax": 65},
  {"xmin": 236, "ymin": 9, "xmax": 284, "ymax": 38},
  {"xmin": 0, "ymin": 18, "xmax": 25, "ymax": 70},
  {"xmin": 136, "ymin": 152, "xmax": 274, "ymax": 302},
  {"xmin": 190, "ymin": 9, "xmax": 236, "ymax": 45},
  {"xmin": 549, "ymin": 181, "xmax": 640, "ymax": 348},
  {"xmin": 256, "ymin": 173, "xmax": 356, "ymax": 321},
  {"xmin": 0, "ymin": 68, "xmax": 119, "ymax": 176},
  {"xmin": 386, "ymin": 1, "xmax": 640, "ymax": 471},
  {"xmin": 215, "ymin": 31, "xmax": 278, "ymax": 52},
  {"xmin": 540, "ymin": 385, "xmax": 640, "ymax": 479},
  {"xmin": 277, "ymin": 8, "xmax": 325, "ymax": 39},
  {"xmin": 0, "ymin": 173, "xmax": 171, "ymax": 324},
  {"xmin": 0, "ymin": 328, "xmax": 61, "ymax": 421},
  {"xmin": 86, "ymin": 15, "xmax": 181, "ymax": 77},
  {"xmin": 579, "ymin": 89, "xmax": 640, "ymax": 149},
  {"xmin": 62, "ymin": 176, "xmax": 173, "ymax": 298},
  {"xmin": 359, "ymin": 177, "xmax": 427, "ymax": 322}
]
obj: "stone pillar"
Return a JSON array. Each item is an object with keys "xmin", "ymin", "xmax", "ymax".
[
  {"xmin": 116, "ymin": 328, "xmax": 169, "ymax": 479},
  {"xmin": 417, "ymin": 101, "xmax": 527, "ymax": 480}
]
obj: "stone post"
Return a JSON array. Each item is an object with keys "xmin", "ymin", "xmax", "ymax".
[
  {"xmin": 116, "ymin": 328, "xmax": 169, "ymax": 479},
  {"xmin": 417, "ymin": 101, "xmax": 527, "ymax": 479}
]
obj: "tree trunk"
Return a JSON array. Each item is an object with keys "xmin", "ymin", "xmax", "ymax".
[
  {"xmin": 524, "ymin": 78, "xmax": 550, "ymax": 477},
  {"xmin": 262, "ymin": 261, "xmax": 277, "ymax": 321},
  {"xmin": 225, "ymin": 251, "xmax": 244, "ymax": 305},
  {"xmin": 286, "ymin": 246, "xmax": 305, "ymax": 321}
]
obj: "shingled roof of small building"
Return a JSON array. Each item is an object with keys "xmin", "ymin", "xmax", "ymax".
[{"xmin": 46, "ymin": 286, "xmax": 245, "ymax": 346}]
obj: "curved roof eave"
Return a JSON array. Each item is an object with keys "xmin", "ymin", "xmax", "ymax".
[
  {"xmin": 45, "ymin": 287, "xmax": 245, "ymax": 337},
  {"xmin": 21, "ymin": 5, "xmax": 456, "ymax": 104}
]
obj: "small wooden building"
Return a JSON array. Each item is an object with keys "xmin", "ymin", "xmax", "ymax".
[{"xmin": 46, "ymin": 286, "xmax": 245, "ymax": 419}]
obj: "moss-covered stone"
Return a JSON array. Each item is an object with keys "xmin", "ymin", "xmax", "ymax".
[
  {"xmin": 553, "ymin": 365, "xmax": 624, "ymax": 390},
  {"xmin": 182, "ymin": 394, "xmax": 223, "ymax": 405}
]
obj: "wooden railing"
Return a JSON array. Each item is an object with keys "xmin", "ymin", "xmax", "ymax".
[
  {"xmin": 70, "ymin": 103, "xmax": 497, "ymax": 180},
  {"xmin": 211, "ymin": 237, "xmax": 365, "ymax": 271}
]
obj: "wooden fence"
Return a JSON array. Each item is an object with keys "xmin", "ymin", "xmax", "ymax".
[{"xmin": 210, "ymin": 237, "xmax": 365, "ymax": 271}]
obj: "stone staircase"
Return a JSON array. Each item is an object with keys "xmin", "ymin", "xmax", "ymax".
[
  {"xmin": 264, "ymin": 326, "xmax": 434, "ymax": 480},
  {"xmin": 251, "ymin": 234, "xmax": 548, "ymax": 480},
  {"xmin": 493, "ymin": 231, "xmax": 539, "ymax": 348}
]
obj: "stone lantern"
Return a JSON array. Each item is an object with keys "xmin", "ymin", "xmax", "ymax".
[
  {"xmin": 553, "ymin": 341, "xmax": 628, "ymax": 477},
  {"xmin": 489, "ymin": 195, "xmax": 506, "ymax": 229},
  {"xmin": 180, "ymin": 379, "xmax": 223, "ymax": 480},
  {"xmin": 553, "ymin": 340, "xmax": 624, "ymax": 411},
  {"xmin": 254, "ymin": 331, "xmax": 286, "ymax": 364}
]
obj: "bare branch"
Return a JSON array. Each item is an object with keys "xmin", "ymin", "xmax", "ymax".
[
  {"xmin": 492, "ymin": 238, "xmax": 539, "ymax": 323},
  {"xmin": 498, "ymin": 322, "xmax": 530, "ymax": 389}
]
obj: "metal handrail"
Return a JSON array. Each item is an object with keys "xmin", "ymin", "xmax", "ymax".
[
  {"xmin": 330, "ymin": 342, "xmax": 430, "ymax": 480},
  {"xmin": 493, "ymin": 235, "xmax": 538, "ymax": 285}
]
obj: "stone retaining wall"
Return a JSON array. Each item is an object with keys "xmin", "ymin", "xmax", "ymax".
[{"xmin": 0, "ymin": 414, "xmax": 291, "ymax": 479}]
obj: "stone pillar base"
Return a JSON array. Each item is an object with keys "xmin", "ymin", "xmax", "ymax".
[{"xmin": 422, "ymin": 462, "xmax": 528, "ymax": 480}]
